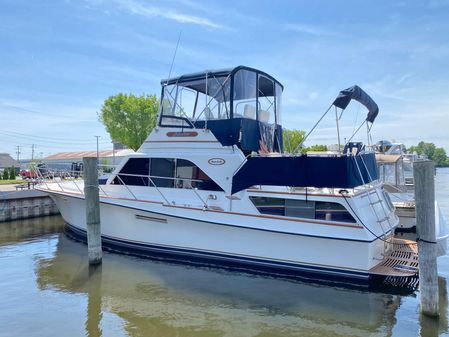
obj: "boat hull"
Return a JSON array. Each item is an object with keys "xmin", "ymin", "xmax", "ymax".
[
  {"xmin": 49, "ymin": 192, "xmax": 388, "ymax": 283},
  {"xmin": 394, "ymin": 201, "xmax": 448, "ymax": 257}
]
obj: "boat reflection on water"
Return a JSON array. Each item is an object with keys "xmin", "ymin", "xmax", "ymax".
[
  {"xmin": 0, "ymin": 216, "xmax": 447, "ymax": 337},
  {"xmin": 35, "ymin": 234, "xmax": 408, "ymax": 337},
  {"xmin": 0, "ymin": 215, "xmax": 64, "ymax": 246}
]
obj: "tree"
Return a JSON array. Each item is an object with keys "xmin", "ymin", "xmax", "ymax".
[
  {"xmin": 99, "ymin": 93, "xmax": 159, "ymax": 151},
  {"xmin": 304, "ymin": 144, "xmax": 327, "ymax": 152},
  {"xmin": 408, "ymin": 141, "xmax": 448, "ymax": 167},
  {"xmin": 3, "ymin": 169, "xmax": 9, "ymax": 180},
  {"xmin": 283, "ymin": 129, "xmax": 305, "ymax": 153},
  {"xmin": 9, "ymin": 166, "xmax": 16, "ymax": 180},
  {"xmin": 433, "ymin": 147, "xmax": 447, "ymax": 166}
]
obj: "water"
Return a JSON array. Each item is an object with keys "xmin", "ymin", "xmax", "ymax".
[{"xmin": 0, "ymin": 169, "xmax": 449, "ymax": 337}]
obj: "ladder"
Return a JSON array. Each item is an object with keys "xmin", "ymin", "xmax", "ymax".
[{"xmin": 352, "ymin": 156, "xmax": 393, "ymax": 255}]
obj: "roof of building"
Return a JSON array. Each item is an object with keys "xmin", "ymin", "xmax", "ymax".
[
  {"xmin": 0, "ymin": 153, "xmax": 19, "ymax": 168},
  {"xmin": 43, "ymin": 149, "xmax": 134, "ymax": 161}
]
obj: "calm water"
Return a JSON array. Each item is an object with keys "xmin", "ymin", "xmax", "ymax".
[{"xmin": 0, "ymin": 169, "xmax": 449, "ymax": 337}]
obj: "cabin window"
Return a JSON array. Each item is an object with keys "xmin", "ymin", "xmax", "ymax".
[
  {"xmin": 146, "ymin": 158, "xmax": 222, "ymax": 191},
  {"xmin": 315, "ymin": 202, "xmax": 356, "ymax": 223},
  {"xmin": 250, "ymin": 197, "xmax": 356, "ymax": 223},
  {"xmin": 175, "ymin": 159, "xmax": 222, "ymax": 191},
  {"xmin": 247, "ymin": 197, "xmax": 285, "ymax": 216},
  {"xmin": 233, "ymin": 69, "xmax": 257, "ymax": 119},
  {"xmin": 150, "ymin": 158, "xmax": 176, "ymax": 188},
  {"xmin": 115, "ymin": 158, "xmax": 150, "ymax": 186}
]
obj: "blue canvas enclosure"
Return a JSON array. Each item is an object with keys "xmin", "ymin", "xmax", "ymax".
[
  {"xmin": 231, "ymin": 153, "xmax": 378, "ymax": 194},
  {"xmin": 194, "ymin": 118, "xmax": 283, "ymax": 153},
  {"xmin": 159, "ymin": 66, "xmax": 284, "ymax": 153}
]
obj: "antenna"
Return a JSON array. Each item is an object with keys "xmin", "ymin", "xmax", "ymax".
[
  {"xmin": 157, "ymin": 31, "xmax": 182, "ymax": 127},
  {"xmin": 166, "ymin": 30, "xmax": 182, "ymax": 84}
]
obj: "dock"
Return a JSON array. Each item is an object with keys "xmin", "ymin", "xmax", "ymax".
[{"xmin": 0, "ymin": 184, "xmax": 59, "ymax": 222}]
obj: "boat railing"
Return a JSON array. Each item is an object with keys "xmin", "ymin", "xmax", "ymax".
[
  {"xmin": 112, "ymin": 172, "xmax": 209, "ymax": 208},
  {"xmin": 33, "ymin": 163, "xmax": 211, "ymax": 209}
]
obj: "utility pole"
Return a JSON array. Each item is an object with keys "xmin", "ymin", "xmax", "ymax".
[
  {"xmin": 94, "ymin": 136, "xmax": 100, "ymax": 160},
  {"xmin": 16, "ymin": 146, "xmax": 21, "ymax": 163},
  {"xmin": 31, "ymin": 144, "xmax": 35, "ymax": 161},
  {"xmin": 112, "ymin": 141, "xmax": 116, "ymax": 165}
]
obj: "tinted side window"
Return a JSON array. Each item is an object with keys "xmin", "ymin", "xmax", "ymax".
[
  {"xmin": 115, "ymin": 158, "xmax": 149, "ymax": 186},
  {"xmin": 315, "ymin": 202, "xmax": 356, "ymax": 223},
  {"xmin": 175, "ymin": 159, "xmax": 222, "ymax": 191},
  {"xmin": 150, "ymin": 158, "xmax": 175, "ymax": 188},
  {"xmin": 249, "ymin": 197, "xmax": 285, "ymax": 216},
  {"xmin": 250, "ymin": 197, "xmax": 356, "ymax": 223}
]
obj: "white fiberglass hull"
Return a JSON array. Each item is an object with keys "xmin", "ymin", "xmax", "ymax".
[
  {"xmin": 393, "ymin": 195, "xmax": 448, "ymax": 257},
  {"xmin": 49, "ymin": 191, "xmax": 388, "ymax": 282}
]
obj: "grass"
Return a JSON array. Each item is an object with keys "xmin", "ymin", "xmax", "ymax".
[{"xmin": 0, "ymin": 179, "xmax": 26, "ymax": 185}]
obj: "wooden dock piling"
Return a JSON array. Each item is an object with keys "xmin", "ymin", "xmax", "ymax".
[
  {"xmin": 83, "ymin": 157, "xmax": 102, "ymax": 265},
  {"xmin": 414, "ymin": 160, "xmax": 439, "ymax": 317}
]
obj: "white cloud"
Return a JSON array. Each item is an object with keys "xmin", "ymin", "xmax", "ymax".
[
  {"xmin": 284, "ymin": 23, "xmax": 344, "ymax": 37},
  {"xmin": 95, "ymin": 0, "xmax": 228, "ymax": 30}
]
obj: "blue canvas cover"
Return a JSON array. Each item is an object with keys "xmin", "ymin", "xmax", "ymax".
[
  {"xmin": 332, "ymin": 85, "xmax": 379, "ymax": 123},
  {"xmin": 231, "ymin": 153, "xmax": 378, "ymax": 194},
  {"xmin": 194, "ymin": 118, "xmax": 283, "ymax": 153}
]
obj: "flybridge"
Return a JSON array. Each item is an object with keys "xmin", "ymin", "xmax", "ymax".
[{"xmin": 158, "ymin": 66, "xmax": 284, "ymax": 154}]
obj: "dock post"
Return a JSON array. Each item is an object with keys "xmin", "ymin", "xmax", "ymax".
[
  {"xmin": 83, "ymin": 157, "xmax": 102, "ymax": 265},
  {"xmin": 414, "ymin": 160, "xmax": 439, "ymax": 317}
]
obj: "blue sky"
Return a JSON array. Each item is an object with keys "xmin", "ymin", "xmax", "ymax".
[{"xmin": 1, "ymin": 0, "xmax": 449, "ymax": 159}]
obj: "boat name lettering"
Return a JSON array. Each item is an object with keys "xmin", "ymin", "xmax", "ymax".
[{"xmin": 166, "ymin": 131, "xmax": 198, "ymax": 137}]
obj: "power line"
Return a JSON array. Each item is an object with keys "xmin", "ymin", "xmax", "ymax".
[
  {"xmin": 0, "ymin": 103, "xmax": 97, "ymax": 121},
  {"xmin": 0, "ymin": 129, "xmax": 110, "ymax": 145}
]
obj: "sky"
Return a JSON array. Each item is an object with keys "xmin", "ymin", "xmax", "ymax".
[{"xmin": 1, "ymin": 0, "xmax": 449, "ymax": 160}]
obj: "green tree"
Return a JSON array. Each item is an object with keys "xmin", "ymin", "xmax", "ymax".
[
  {"xmin": 9, "ymin": 166, "xmax": 16, "ymax": 180},
  {"xmin": 408, "ymin": 141, "xmax": 448, "ymax": 167},
  {"xmin": 99, "ymin": 93, "xmax": 159, "ymax": 151},
  {"xmin": 3, "ymin": 169, "xmax": 9, "ymax": 180},
  {"xmin": 304, "ymin": 144, "xmax": 328, "ymax": 152},
  {"xmin": 409, "ymin": 141, "xmax": 436, "ymax": 159},
  {"xmin": 433, "ymin": 147, "xmax": 447, "ymax": 166},
  {"xmin": 283, "ymin": 129, "xmax": 305, "ymax": 153}
]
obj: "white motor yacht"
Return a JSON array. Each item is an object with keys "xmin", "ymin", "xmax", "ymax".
[{"xmin": 37, "ymin": 66, "xmax": 417, "ymax": 284}]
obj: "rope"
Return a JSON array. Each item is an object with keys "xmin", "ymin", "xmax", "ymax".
[
  {"xmin": 416, "ymin": 237, "xmax": 437, "ymax": 245},
  {"xmin": 83, "ymin": 185, "xmax": 99, "ymax": 190},
  {"xmin": 339, "ymin": 190, "xmax": 415, "ymax": 246}
]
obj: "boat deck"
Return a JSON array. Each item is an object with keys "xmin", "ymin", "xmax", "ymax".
[{"xmin": 370, "ymin": 238, "xmax": 418, "ymax": 277}]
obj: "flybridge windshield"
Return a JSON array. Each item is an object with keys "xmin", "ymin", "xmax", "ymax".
[
  {"xmin": 162, "ymin": 75, "xmax": 231, "ymax": 122},
  {"xmin": 159, "ymin": 67, "xmax": 283, "ymax": 126}
]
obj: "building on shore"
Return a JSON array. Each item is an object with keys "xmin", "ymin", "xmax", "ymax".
[
  {"xmin": 0, "ymin": 153, "xmax": 19, "ymax": 172},
  {"xmin": 41, "ymin": 149, "xmax": 134, "ymax": 168}
]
